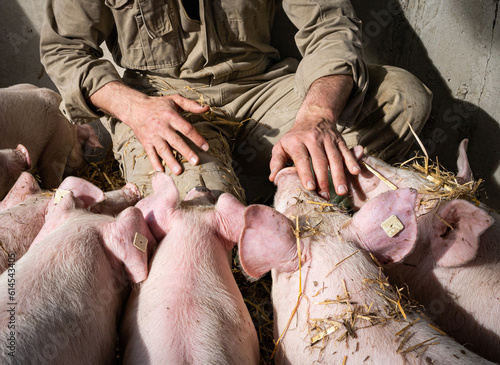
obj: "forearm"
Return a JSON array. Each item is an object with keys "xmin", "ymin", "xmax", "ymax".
[
  {"xmin": 89, "ymin": 81, "xmax": 148, "ymax": 128},
  {"xmin": 283, "ymin": 0, "xmax": 367, "ymax": 122},
  {"xmin": 296, "ymin": 75, "xmax": 354, "ymax": 126}
]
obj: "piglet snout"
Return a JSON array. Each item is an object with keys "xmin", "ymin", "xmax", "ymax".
[{"xmin": 185, "ymin": 186, "xmax": 216, "ymax": 204}]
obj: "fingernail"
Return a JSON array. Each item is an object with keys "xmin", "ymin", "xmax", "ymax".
[
  {"xmin": 306, "ymin": 181, "xmax": 315, "ymax": 190},
  {"xmin": 319, "ymin": 191, "xmax": 330, "ymax": 200},
  {"xmin": 201, "ymin": 143, "xmax": 209, "ymax": 151},
  {"xmin": 353, "ymin": 166, "xmax": 361, "ymax": 173},
  {"xmin": 173, "ymin": 166, "xmax": 182, "ymax": 175},
  {"xmin": 190, "ymin": 156, "xmax": 198, "ymax": 165},
  {"xmin": 338, "ymin": 185, "xmax": 347, "ymax": 195}
]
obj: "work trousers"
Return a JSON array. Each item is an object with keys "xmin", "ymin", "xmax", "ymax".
[{"xmin": 102, "ymin": 62, "xmax": 432, "ymax": 204}]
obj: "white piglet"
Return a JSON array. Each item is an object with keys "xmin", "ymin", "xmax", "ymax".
[
  {"xmin": 238, "ymin": 167, "xmax": 493, "ymax": 364},
  {"xmin": 347, "ymin": 140, "xmax": 500, "ymax": 362},
  {"xmin": 120, "ymin": 172, "xmax": 259, "ymax": 365}
]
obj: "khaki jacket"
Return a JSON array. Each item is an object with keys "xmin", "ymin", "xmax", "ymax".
[{"xmin": 40, "ymin": 0, "xmax": 367, "ymax": 124}]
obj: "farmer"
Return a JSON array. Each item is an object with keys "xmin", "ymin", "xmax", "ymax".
[{"xmin": 40, "ymin": 0, "xmax": 432, "ymax": 203}]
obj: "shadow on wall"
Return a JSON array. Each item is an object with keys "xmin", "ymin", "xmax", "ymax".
[
  {"xmin": 349, "ymin": 0, "xmax": 500, "ymax": 210},
  {"xmin": 0, "ymin": 0, "xmax": 56, "ymax": 89}
]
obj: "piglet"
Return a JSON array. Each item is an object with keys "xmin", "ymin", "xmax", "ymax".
[
  {"xmin": 0, "ymin": 83, "xmax": 102, "ymax": 190},
  {"xmin": 347, "ymin": 141, "xmax": 500, "ymax": 362},
  {"xmin": 0, "ymin": 144, "xmax": 31, "ymax": 199},
  {"xmin": 0, "ymin": 172, "xmax": 141, "ymax": 274},
  {"xmin": 120, "ymin": 172, "xmax": 259, "ymax": 365},
  {"xmin": 0, "ymin": 188, "xmax": 155, "ymax": 365},
  {"xmin": 238, "ymin": 167, "xmax": 493, "ymax": 364}
]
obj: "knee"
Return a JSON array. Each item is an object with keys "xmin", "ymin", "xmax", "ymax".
[
  {"xmin": 368, "ymin": 64, "xmax": 433, "ymax": 124},
  {"xmin": 382, "ymin": 65, "xmax": 433, "ymax": 126}
]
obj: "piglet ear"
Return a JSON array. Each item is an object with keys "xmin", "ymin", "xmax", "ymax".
[
  {"xmin": 0, "ymin": 172, "xmax": 41, "ymax": 211},
  {"xmin": 58, "ymin": 176, "xmax": 105, "ymax": 207},
  {"xmin": 431, "ymin": 200, "xmax": 493, "ymax": 267},
  {"xmin": 214, "ymin": 193, "xmax": 246, "ymax": 246},
  {"xmin": 239, "ymin": 205, "xmax": 298, "ymax": 278},
  {"xmin": 456, "ymin": 139, "xmax": 474, "ymax": 184},
  {"xmin": 136, "ymin": 172, "xmax": 179, "ymax": 240},
  {"xmin": 16, "ymin": 144, "xmax": 31, "ymax": 169},
  {"xmin": 151, "ymin": 172, "xmax": 179, "ymax": 209},
  {"xmin": 105, "ymin": 206, "xmax": 157, "ymax": 283},
  {"xmin": 342, "ymin": 188, "xmax": 418, "ymax": 264}
]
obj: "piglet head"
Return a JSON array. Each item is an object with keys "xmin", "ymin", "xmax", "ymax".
[
  {"xmin": 0, "ymin": 144, "xmax": 32, "ymax": 200},
  {"xmin": 0, "ymin": 144, "xmax": 31, "ymax": 171},
  {"xmin": 102, "ymin": 206, "xmax": 157, "ymax": 283},
  {"xmin": 273, "ymin": 167, "xmax": 313, "ymax": 212},
  {"xmin": 136, "ymin": 172, "xmax": 179, "ymax": 241},
  {"xmin": 426, "ymin": 199, "xmax": 493, "ymax": 267},
  {"xmin": 341, "ymin": 188, "xmax": 419, "ymax": 265}
]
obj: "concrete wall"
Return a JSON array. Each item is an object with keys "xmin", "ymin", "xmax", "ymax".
[
  {"xmin": 2, "ymin": 0, "xmax": 500, "ymax": 208},
  {"xmin": 0, "ymin": 0, "xmax": 54, "ymax": 89},
  {"xmin": 351, "ymin": 0, "xmax": 500, "ymax": 209}
]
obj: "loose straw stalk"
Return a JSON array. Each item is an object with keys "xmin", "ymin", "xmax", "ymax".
[{"xmin": 271, "ymin": 215, "xmax": 305, "ymax": 359}]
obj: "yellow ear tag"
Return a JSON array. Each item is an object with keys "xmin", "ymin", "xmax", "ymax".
[
  {"xmin": 381, "ymin": 215, "xmax": 404, "ymax": 237},
  {"xmin": 133, "ymin": 232, "xmax": 148, "ymax": 253},
  {"xmin": 53, "ymin": 189, "xmax": 71, "ymax": 204}
]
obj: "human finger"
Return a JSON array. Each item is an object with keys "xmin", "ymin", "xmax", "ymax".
[
  {"xmin": 269, "ymin": 143, "xmax": 289, "ymax": 182},
  {"xmin": 169, "ymin": 95, "xmax": 210, "ymax": 151},
  {"xmin": 167, "ymin": 114, "xmax": 209, "ymax": 153},
  {"xmin": 162, "ymin": 129, "xmax": 200, "ymax": 166},
  {"xmin": 338, "ymin": 140, "xmax": 361, "ymax": 175},
  {"xmin": 308, "ymin": 145, "xmax": 331, "ymax": 200},
  {"xmin": 325, "ymin": 142, "xmax": 348, "ymax": 195},
  {"xmin": 170, "ymin": 94, "xmax": 210, "ymax": 114},
  {"xmin": 351, "ymin": 145, "xmax": 364, "ymax": 160},
  {"xmin": 144, "ymin": 143, "xmax": 165, "ymax": 173},
  {"xmin": 152, "ymin": 135, "xmax": 182, "ymax": 175},
  {"xmin": 290, "ymin": 144, "xmax": 316, "ymax": 191}
]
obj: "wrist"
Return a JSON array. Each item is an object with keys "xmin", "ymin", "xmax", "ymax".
[
  {"xmin": 302, "ymin": 75, "xmax": 354, "ymax": 120},
  {"xmin": 89, "ymin": 81, "xmax": 148, "ymax": 124}
]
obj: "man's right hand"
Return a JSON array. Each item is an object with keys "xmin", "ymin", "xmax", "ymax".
[{"xmin": 89, "ymin": 81, "xmax": 210, "ymax": 175}]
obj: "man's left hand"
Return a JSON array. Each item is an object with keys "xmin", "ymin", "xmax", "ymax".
[{"xmin": 269, "ymin": 75, "xmax": 361, "ymax": 200}]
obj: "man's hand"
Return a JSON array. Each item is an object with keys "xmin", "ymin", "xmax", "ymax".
[
  {"xmin": 90, "ymin": 82, "xmax": 209, "ymax": 175},
  {"xmin": 269, "ymin": 75, "xmax": 361, "ymax": 200}
]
